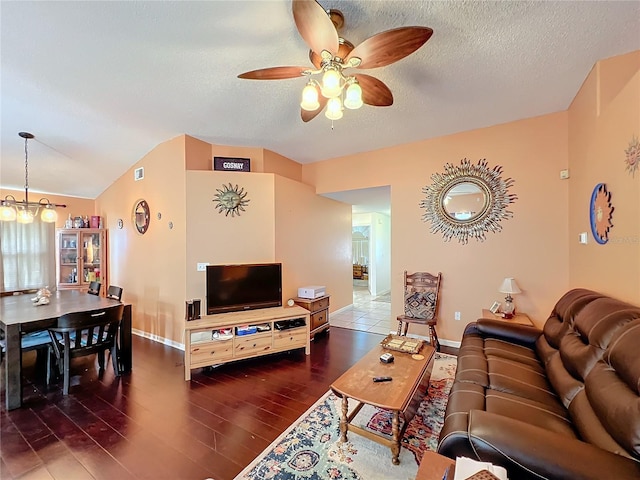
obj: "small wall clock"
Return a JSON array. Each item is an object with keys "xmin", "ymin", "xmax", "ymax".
[
  {"xmin": 213, "ymin": 183, "xmax": 250, "ymax": 217},
  {"xmin": 589, "ymin": 183, "xmax": 614, "ymax": 245}
]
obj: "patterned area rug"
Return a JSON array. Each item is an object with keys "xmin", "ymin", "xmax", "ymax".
[{"xmin": 234, "ymin": 353, "xmax": 456, "ymax": 480}]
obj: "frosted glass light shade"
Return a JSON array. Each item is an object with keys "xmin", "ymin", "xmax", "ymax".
[
  {"xmin": 320, "ymin": 68, "xmax": 342, "ymax": 98},
  {"xmin": 344, "ymin": 82, "xmax": 363, "ymax": 109},
  {"xmin": 300, "ymin": 83, "xmax": 320, "ymax": 111},
  {"xmin": 0, "ymin": 204, "xmax": 17, "ymax": 221},
  {"xmin": 16, "ymin": 208, "xmax": 34, "ymax": 224},
  {"xmin": 40, "ymin": 205, "xmax": 58, "ymax": 223},
  {"xmin": 325, "ymin": 97, "xmax": 343, "ymax": 120}
]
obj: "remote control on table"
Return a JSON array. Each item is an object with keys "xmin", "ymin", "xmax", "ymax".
[{"xmin": 373, "ymin": 376, "xmax": 392, "ymax": 382}]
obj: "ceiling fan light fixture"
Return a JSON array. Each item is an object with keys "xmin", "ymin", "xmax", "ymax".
[
  {"xmin": 320, "ymin": 67, "xmax": 342, "ymax": 98},
  {"xmin": 344, "ymin": 81, "xmax": 363, "ymax": 110},
  {"xmin": 325, "ymin": 97, "xmax": 343, "ymax": 120},
  {"xmin": 300, "ymin": 82, "xmax": 320, "ymax": 111}
]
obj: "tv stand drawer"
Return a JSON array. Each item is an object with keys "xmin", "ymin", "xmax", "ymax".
[
  {"xmin": 233, "ymin": 332, "xmax": 272, "ymax": 357},
  {"xmin": 274, "ymin": 327, "xmax": 307, "ymax": 349},
  {"xmin": 190, "ymin": 339, "xmax": 234, "ymax": 365}
]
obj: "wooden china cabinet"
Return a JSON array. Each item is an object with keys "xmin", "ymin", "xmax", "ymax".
[{"xmin": 55, "ymin": 228, "xmax": 107, "ymax": 295}]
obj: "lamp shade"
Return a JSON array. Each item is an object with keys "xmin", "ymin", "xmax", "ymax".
[
  {"xmin": 320, "ymin": 68, "xmax": 342, "ymax": 98},
  {"xmin": 344, "ymin": 82, "xmax": 363, "ymax": 110},
  {"xmin": 300, "ymin": 83, "xmax": 320, "ymax": 111},
  {"xmin": 498, "ymin": 277, "xmax": 521, "ymax": 295},
  {"xmin": 325, "ymin": 97, "xmax": 343, "ymax": 120},
  {"xmin": 0, "ymin": 203, "xmax": 17, "ymax": 221}
]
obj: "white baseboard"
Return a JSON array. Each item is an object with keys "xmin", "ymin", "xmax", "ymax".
[{"xmin": 132, "ymin": 328, "xmax": 184, "ymax": 351}]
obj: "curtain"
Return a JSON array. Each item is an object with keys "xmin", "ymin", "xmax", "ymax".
[{"xmin": 0, "ymin": 219, "xmax": 56, "ymax": 293}]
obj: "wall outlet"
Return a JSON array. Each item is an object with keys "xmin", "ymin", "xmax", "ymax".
[
  {"xmin": 197, "ymin": 262, "xmax": 209, "ymax": 272},
  {"xmin": 560, "ymin": 169, "xmax": 570, "ymax": 179},
  {"xmin": 454, "ymin": 311, "xmax": 461, "ymax": 321}
]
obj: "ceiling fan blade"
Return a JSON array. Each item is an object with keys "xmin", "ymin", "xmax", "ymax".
[
  {"xmin": 293, "ymin": 0, "xmax": 339, "ymax": 57},
  {"xmin": 238, "ymin": 66, "xmax": 309, "ymax": 80},
  {"xmin": 346, "ymin": 26, "xmax": 433, "ymax": 69},
  {"xmin": 301, "ymin": 96, "xmax": 328, "ymax": 122},
  {"xmin": 354, "ymin": 74, "xmax": 393, "ymax": 106}
]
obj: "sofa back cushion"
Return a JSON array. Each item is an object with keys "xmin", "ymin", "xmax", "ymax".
[
  {"xmin": 580, "ymin": 318, "xmax": 640, "ymax": 459},
  {"xmin": 535, "ymin": 289, "xmax": 601, "ymax": 364}
]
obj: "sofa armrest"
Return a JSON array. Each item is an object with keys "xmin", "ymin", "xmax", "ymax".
[
  {"xmin": 467, "ymin": 410, "xmax": 640, "ymax": 480},
  {"xmin": 474, "ymin": 318, "xmax": 542, "ymax": 346}
]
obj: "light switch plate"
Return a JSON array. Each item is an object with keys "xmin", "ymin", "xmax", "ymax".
[
  {"xmin": 197, "ymin": 262, "xmax": 209, "ymax": 272},
  {"xmin": 579, "ymin": 232, "xmax": 588, "ymax": 244}
]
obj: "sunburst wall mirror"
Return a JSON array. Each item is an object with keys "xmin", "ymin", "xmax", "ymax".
[
  {"xmin": 213, "ymin": 183, "xmax": 250, "ymax": 217},
  {"xmin": 420, "ymin": 158, "xmax": 517, "ymax": 244}
]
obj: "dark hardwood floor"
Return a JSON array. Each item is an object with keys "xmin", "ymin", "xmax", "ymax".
[{"xmin": 1, "ymin": 328, "xmax": 456, "ymax": 480}]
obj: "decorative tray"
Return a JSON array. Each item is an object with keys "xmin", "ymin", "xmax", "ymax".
[{"xmin": 380, "ymin": 334, "xmax": 424, "ymax": 354}]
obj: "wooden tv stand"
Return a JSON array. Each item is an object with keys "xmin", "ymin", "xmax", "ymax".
[{"xmin": 183, "ymin": 305, "xmax": 311, "ymax": 380}]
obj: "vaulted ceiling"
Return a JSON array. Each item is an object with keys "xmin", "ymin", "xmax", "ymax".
[{"xmin": 1, "ymin": 1, "xmax": 638, "ymax": 200}]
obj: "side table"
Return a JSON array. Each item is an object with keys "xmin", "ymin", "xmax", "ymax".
[
  {"xmin": 293, "ymin": 295, "xmax": 330, "ymax": 339},
  {"xmin": 415, "ymin": 451, "xmax": 455, "ymax": 480},
  {"xmin": 481, "ymin": 308, "xmax": 533, "ymax": 326}
]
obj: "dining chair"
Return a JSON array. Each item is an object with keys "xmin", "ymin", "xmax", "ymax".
[
  {"xmin": 396, "ymin": 271, "xmax": 442, "ymax": 351},
  {"xmin": 106, "ymin": 285, "xmax": 123, "ymax": 301},
  {"xmin": 48, "ymin": 304, "xmax": 124, "ymax": 395},
  {"xmin": 87, "ymin": 281, "xmax": 101, "ymax": 296},
  {"xmin": 0, "ymin": 330, "xmax": 53, "ymax": 382}
]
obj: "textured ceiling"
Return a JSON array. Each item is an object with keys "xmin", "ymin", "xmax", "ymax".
[{"xmin": 1, "ymin": 1, "xmax": 639, "ymax": 202}]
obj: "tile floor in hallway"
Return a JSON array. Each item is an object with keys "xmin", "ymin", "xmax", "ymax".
[{"xmin": 329, "ymin": 284, "xmax": 396, "ymax": 336}]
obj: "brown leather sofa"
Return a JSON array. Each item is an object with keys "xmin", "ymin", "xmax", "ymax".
[{"xmin": 437, "ymin": 288, "xmax": 640, "ymax": 480}]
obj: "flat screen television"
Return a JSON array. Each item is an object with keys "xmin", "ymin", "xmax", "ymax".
[{"xmin": 206, "ymin": 263, "xmax": 282, "ymax": 315}]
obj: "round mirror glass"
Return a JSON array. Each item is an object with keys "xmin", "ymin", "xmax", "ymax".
[
  {"xmin": 443, "ymin": 182, "xmax": 488, "ymax": 222},
  {"xmin": 133, "ymin": 199, "xmax": 150, "ymax": 235}
]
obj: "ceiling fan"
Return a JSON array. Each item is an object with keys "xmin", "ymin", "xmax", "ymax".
[{"xmin": 238, "ymin": 0, "xmax": 433, "ymax": 123}]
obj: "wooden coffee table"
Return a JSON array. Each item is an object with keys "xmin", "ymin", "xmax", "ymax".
[{"xmin": 330, "ymin": 342, "xmax": 435, "ymax": 465}]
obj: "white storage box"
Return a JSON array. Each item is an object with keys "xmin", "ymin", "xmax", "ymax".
[{"xmin": 298, "ymin": 285, "xmax": 326, "ymax": 299}]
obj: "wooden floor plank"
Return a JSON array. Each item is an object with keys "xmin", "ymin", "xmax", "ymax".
[{"xmin": 1, "ymin": 327, "xmax": 455, "ymax": 480}]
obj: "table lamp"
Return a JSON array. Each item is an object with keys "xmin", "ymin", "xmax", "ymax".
[{"xmin": 499, "ymin": 277, "xmax": 521, "ymax": 318}]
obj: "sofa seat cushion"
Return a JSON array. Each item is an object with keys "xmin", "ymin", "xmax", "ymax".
[
  {"xmin": 486, "ymin": 389, "xmax": 575, "ymax": 437},
  {"xmin": 486, "ymin": 355, "xmax": 560, "ymax": 406}
]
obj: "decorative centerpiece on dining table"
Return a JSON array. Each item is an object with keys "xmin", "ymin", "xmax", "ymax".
[{"xmin": 31, "ymin": 286, "xmax": 52, "ymax": 306}]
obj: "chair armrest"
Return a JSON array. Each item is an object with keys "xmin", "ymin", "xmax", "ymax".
[
  {"xmin": 467, "ymin": 410, "xmax": 640, "ymax": 480},
  {"xmin": 474, "ymin": 318, "xmax": 541, "ymax": 346}
]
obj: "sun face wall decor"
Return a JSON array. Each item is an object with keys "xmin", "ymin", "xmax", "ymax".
[
  {"xmin": 624, "ymin": 135, "xmax": 639, "ymax": 177},
  {"xmin": 420, "ymin": 158, "xmax": 517, "ymax": 244},
  {"xmin": 213, "ymin": 183, "xmax": 250, "ymax": 217},
  {"xmin": 589, "ymin": 183, "xmax": 614, "ymax": 245}
]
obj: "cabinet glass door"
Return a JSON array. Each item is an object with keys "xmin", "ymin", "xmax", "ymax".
[
  {"xmin": 81, "ymin": 231, "xmax": 103, "ymax": 286},
  {"xmin": 58, "ymin": 232, "xmax": 79, "ymax": 286}
]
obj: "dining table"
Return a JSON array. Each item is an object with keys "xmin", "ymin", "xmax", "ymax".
[{"xmin": 1, "ymin": 289, "xmax": 132, "ymax": 410}]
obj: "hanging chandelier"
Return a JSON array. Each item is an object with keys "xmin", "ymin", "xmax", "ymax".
[{"xmin": 0, "ymin": 132, "xmax": 66, "ymax": 224}]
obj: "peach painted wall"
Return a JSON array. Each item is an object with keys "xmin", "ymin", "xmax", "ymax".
[
  {"xmin": 274, "ymin": 175, "xmax": 352, "ymax": 309},
  {"xmin": 568, "ymin": 51, "xmax": 640, "ymax": 304},
  {"xmin": 95, "ymin": 135, "xmax": 188, "ymax": 346},
  {"xmin": 185, "ymin": 170, "xmax": 276, "ymax": 302},
  {"xmin": 303, "ymin": 112, "xmax": 570, "ymax": 341},
  {"xmin": 0, "ymin": 188, "xmax": 95, "ymax": 229},
  {"xmin": 264, "ymin": 149, "xmax": 303, "ymax": 183}
]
